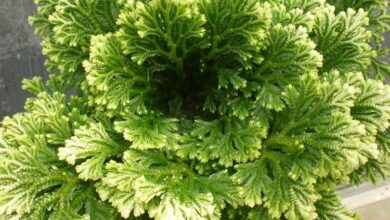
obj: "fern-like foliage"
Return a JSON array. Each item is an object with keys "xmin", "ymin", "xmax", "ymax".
[
  {"xmin": 83, "ymin": 33, "xmax": 150, "ymax": 115},
  {"xmin": 232, "ymin": 71, "xmax": 387, "ymax": 219},
  {"xmin": 0, "ymin": 80, "xmax": 116, "ymax": 219},
  {"xmin": 199, "ymin": 0, "xmax": 271, "ymax": 69},
  {"xmin": 59, "ymin": 123, "xmax": 127, "ymax": 180},
  {"xmin": 178, "ymin": 118, "xmax": 266, "ymax": 167},
  {"xmin": 97, "ymin": 150, "xmax": 240, "ymax": 219},
  {"xmin": 313, "ymin": 6, "xmax": 374, "ymax": 73},
  {"xmin": 117, "ymin": 0, "xmax": 208, "ymax": 71},
  {"xmin": 1, "ymin": 0, "xmax": 390, "ymax": 219},
  {"xmin": 114, "ymin": 113, "xmax": 180, "ymax": 150},
  {"xmin": 315, "ymin": 190, "xmax": 357, "ymax": 220},
  {"xmin": 253, "ymin": 24, "xmax": 323, "ymax": 111},
  {"xmin": 327, "ymin": 0, "xmax": 390, "ymax": 78},
  {"xmin": 29, "ymin": 0, "xmax": 126, "ymax": 90}
]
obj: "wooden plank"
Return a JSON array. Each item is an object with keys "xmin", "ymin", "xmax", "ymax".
[{"xmin": 339, "ymin": 180, "xmax": 390, "ymax": 209}]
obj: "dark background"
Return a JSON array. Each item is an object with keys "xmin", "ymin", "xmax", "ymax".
[
  {"xmin": 0, "ymin": 1, "xmax": 47, "ymax": 119},
  {"xmin": 0, "ymin": 1, "xmax": 389, "ymax": 119}
]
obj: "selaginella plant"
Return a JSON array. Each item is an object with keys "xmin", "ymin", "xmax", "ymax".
[{"xmin": 0, "ymin": 0, "xmax": 389, "ymax": 219}]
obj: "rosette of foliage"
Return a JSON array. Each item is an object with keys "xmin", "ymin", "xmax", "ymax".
[{"xmin": 1, "ymin": 0, "xmax": 390, "ymax": 219}]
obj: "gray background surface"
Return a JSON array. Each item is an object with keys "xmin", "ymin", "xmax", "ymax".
[
  {"xmin": 0, "ymin": 1, "xmax": 47, "ymax": 119},
  {"xmin": 0, "ymin": 1, "xmax": 389, "ymax": 119}
]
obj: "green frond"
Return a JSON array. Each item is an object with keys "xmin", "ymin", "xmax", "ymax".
[
  {"xmin": 371, "ymin": 50, "xmax": 390, "ymax": 79},
  {"xmin": 59, "ymin": 123, "xmax": 127, "ymax": 180},
  {"xmin": 117, "ymin": 0, "xmax": 208, "ymax": 71},
  {"xmin": 42, "ymin": 37, "xmax": 86, "ymax": 74},
  {"xmin": 98, "ymin": 150, "xmax": 237, "ymax": 219},
  {"xmin": 217, "ymin": 69, "xmax": 247, "ymax": 91},
  {"xmin": 22, "ymin": 77, "xmax": 46, "ymax": 95},
  {"xmin": 84, "ymin": 33, "xmax": 149, "ymax": 115},
  {"xmin": 114, "ymin": 113, "xmax": 180, "ymax": 150},
  {"xmin": 265, "ymin": 72, "xmax": 378, "ymax": 181},
  {"xmin": 327, "ymin": 0, "xmax": 390, "ymax": 43},
  {"xmin": 199, "ymin": 0, "xmax": 271, "ymax": 69},
  {"xmin": 49, "ymin": 0, "xmax": 125, "ymax": 47},
  {"xmin": 262, "ymin": 174, "xmax": 319, "ymax": 219},
  {"xmin": 248, "ymin": 206, "xmax": 276, "ymax": 220},
  {"xmin": 232, "ymin": 159, "xmax": 272, "ymax": 207},
  {"xmin": 377, "ymin": 130, "xmax": 390, "ymax": 157},
  {"xmin": 257, "ymin": 24, "xmax": 322, "ymax": 77},
  {"xmin": 28, "ymin": 0, "xmax": 57, "ymax": 35},
  {"xmin": 0, "ymin": 137, "xmax": 115, "ymax": 219},
  {"xmin": 41, "ymin": 38, "xmax": 88, "ymax": 90},
  {"xmin": 24, "ymin": 92, "xmax": 67, "ymax": 116},
  {"xmin": 23, "ymin": 92, "xmax": 75, "ymax": 145},
  {"xmin": 270, "ymin": 4, "xmax": 317, "ymax": 30},
  {"xmin": 315, "ymin": 190, "xmax": 358, "ymax": 220},
  {"xmin": 253, "ymin": 24, "xmax": 322, "ymax": 111},
  {"xmin": 280, "ymin": 72, "xmax": 320, "ymax": 120},
  {"xmin": 31, "ymin": 0, "xmax": 126, "ymax": 91},
  {"xmin": 350, "ymin": 76, "xmax": 390, "ymax": 135},
  {"xmin": 284, "ymin": 181, "xmax": 319, "ymax": 220},
  {"xmin": 265, "ymin": 0, "xmax": 325, "ymax": 13},
  {"xmin": 0, "ymin": 89, "xmax": 117, "ymax": 218},
  {"xmin": 233, "ymin": 158, "xmax": 320, "ymax": 220},
  {"xmin": 148, "ymin": 193, "xmax": 218, "ymax": 220},
  {"xmin": 349, "ymin": 157, "xmax": 389, "ymax": 184},
  {"xmin": 320, "ymin": 71, "xmax": 357, "ymax": 112},
  {"xmin": 96, "ymin": 183, "xmax": 146, "ymax": 218},
  {"xmin": 0, "ymin": 114, "xmax": 45, "ymax": 148},
  {"xmin": 33, "ymin": 0, "xmax": 58, "ymax": 16},
  {"xmin": 312, "ymin": 6, "xmax": 374, "ymax": 73},
  {"xmin": 178, "ymin": 118, "xmax": 267, "ymax": 167},
  {"xmin": 256, "ymin": 83, "xmax": 285, "ymax": 112},
  {"xmin": 195, "ymin": 171, "xmax": 242, "ymax": 209}
]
